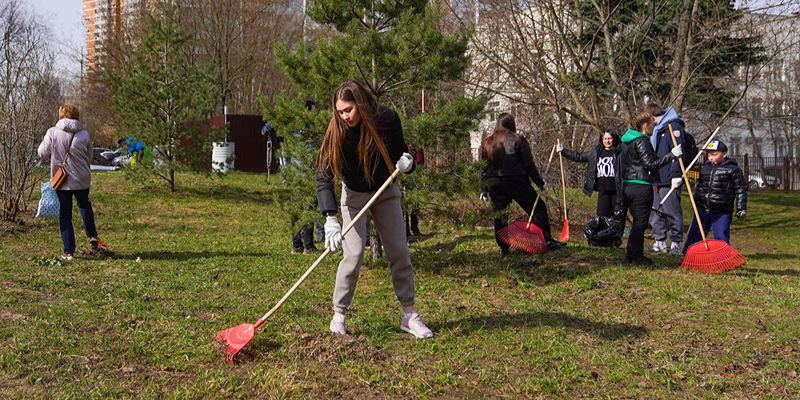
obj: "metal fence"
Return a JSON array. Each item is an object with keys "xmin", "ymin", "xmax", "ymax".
[
  {"xmin": 728, "ymin": 154, "xmax": 799, "ymax": 191},
  {"xmin": 425, "ymin": 147, "xmax": 800, "ymax": 192}
]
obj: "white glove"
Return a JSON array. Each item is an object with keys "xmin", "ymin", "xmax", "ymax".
[
  {"xmin": 671, "ymin": 145, "xmax": 683, "ymax": 158},
  {"xmin": 479, "ymin": 192, "xmax": 489, "ymax": 202},
  {"xmin": 324, "ymin": 215, "xmax": 343, "ymax": 251},
  {"xmin": 556, "ymin": 143, "xmax": 564, "ymax": 153},
  {"xmin": 396, "ymin": 152, "xmax": 414, "ymax": 173},
  {"xmin": 671, "ymin": 177, "xmax": 682, "ymax": 190},
  {"xmin": 735, "ymin": 210, "xmax": 746, "ymax": 218}
]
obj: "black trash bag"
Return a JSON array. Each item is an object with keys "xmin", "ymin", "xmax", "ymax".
[{"xmin": 584, "ymin": 216, "xmax": 624, "ymax": 247}]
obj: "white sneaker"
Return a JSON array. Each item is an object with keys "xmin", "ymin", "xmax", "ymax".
[
  {"xmin": 669, "ymin": 242, "xmax": 682, "ymax": 256},
  {"xmin": 649, "ymin": 240, "xmax": 667, "ymax": 253},
  {"xmin": 400, "ymin": 312, "xmax": 433, "ymax": 339},
  {"xmin": 61, "ymin": 253, "xmax": 74, "ymax": 261},
  {"xmin": 329, "ymin": 312, "xmax": 346, "ymax": 335}
]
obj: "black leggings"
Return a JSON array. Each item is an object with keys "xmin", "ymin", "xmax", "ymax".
[
  {"xmin": 488, "ymin": 179, "xmax": 552, "ymax": 251},
  {"xmin": 617, "ymin": 183, "xmax": 653, "ymax": 260},
  {"xmin": 596, "ymin": 190, "xmax": 617, "ymax": 218}
]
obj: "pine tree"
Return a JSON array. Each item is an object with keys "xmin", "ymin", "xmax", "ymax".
[
  {"xmin": 108, "ymin": 2, "xmax": 217, "ymax": 192},
  {"xmin": 264, "ymin": 0, "xmax": 487, "ymax": 243}
]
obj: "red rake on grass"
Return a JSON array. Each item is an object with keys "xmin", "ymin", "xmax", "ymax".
[
  {"xmin": 216, "ymin": 169, "xmax": 401, "ymax": 364},
  {"xmin": 557, "ymin": 139, "xmax": 570, "ymax": 242},
  {"xmin": 497, "ymin": 145, "xmax": 557, "ymax": 253},
  {"xmin": 666, "ymin": 124, "xmax": 746, "ymax": 273}
]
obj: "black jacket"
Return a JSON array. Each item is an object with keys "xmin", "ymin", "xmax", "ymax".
[
  {"xmin": 316, "ymin": 107, "xmax": 411, "ymax": 215},
  {"xmin": 620, "ymin": 132, "xmax": 675, "ymax": 184},
  {"xmin": 480, "ymin": 133, "xmax": 545, "ymax": 189},
  {"xmin": 561, "ymin": 145, "xmax": 622, "ymax": 196},
  {"xmin": 695, "ymin": 157, "xmax": 747, "ymax": 213}
]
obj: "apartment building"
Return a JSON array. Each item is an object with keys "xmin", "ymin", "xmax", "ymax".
[{"xmin": 83, "ymin": 0, "xmax": 145, "ymax": 74}]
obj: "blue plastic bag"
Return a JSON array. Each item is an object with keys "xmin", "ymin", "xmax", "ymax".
[{"xmin": 36, "ymin": 182, "xmax": 60, "ymax": 218}]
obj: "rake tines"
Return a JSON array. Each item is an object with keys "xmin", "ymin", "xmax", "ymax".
[
  {"xmin": 681, "ymin": 239, "xmax": 747, "ymax": 274},
  {"xmin": 498, "ymin": 220, "xmax": 547, "ymax": 254},
  {"xmin": 215, "ymin": 322, "xmax": 258, "ymax": 364}
]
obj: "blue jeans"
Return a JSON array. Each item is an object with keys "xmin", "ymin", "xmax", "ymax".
[
  {"xmin": 56, "ymin": 189, "xmax": 98, "ymax": 254},
  {"xmin": 683, "ymin": 208, "xmax": 731, "ymax": 254}
]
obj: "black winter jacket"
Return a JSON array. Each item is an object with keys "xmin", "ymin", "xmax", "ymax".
[
  {"xmin": 619, "ymin": 131, "xmax": 675, "ymax": 184},
  {"xmin": 480, "ymin": 133, "xmax": 545, "ymax": 189},
  {"xmin": 561, "ymin": 145, "xmax": 622, "ymax": 196},
  {"xmin": 695, "ymin": 157, "xmax": 747, "ymax": 213},
  {"xmin": 316, "ymin": 107, "xmax": 411, "ymax": 215}
]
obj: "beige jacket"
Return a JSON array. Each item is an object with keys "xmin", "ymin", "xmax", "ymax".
[{"xmin": 38, "ymin": 119, "xmax": 93, "ymax": 191}]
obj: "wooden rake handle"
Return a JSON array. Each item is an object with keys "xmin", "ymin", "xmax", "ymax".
[
  {"xmin": 558, "ymin": 139, "xmax": 568, "ymax": 220},
  {"xmin": 526, "ymin": 144, "xmax": 557, "ymax": 228},
  {"xmin": 668, "ymin": 124, "xmax": 709, "ymax": 250},
  {"xmin": 253, "ymin": 168, "xmax": 402, "ymax": 329}
]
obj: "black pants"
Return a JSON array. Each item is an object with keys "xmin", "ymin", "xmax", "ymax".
[
  {"xmin": 596, "ymin": 190, "xmax": 617, "ymax": 218},
  {"xmin": 488, "ymin": 179, "xmax": 552, "ymax": 251},
  {"xmin": 617, "ymin": 183, "xmax": 653, "ymax": 260},
  {"xmin": 290, "ymin": 216, "xmax": 315, "ymax": 251}
]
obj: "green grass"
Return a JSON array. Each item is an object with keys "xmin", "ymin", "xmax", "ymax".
[{"xmin": 1, "ymin": 172, "xmax": 798, "ymax": 398}]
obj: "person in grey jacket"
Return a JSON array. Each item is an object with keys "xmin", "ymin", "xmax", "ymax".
[{"xmin": 37, "ymin": 103, "xmax": 109, "ymax": 260}]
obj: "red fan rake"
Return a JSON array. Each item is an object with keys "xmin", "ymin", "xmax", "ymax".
[{"xmin": 497, "ymin": 145, "xmax": 556, "ymax": 253}]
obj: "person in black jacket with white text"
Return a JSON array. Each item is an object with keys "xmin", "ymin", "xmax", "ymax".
[
  {"xmin": 481, "ymin": 113, "xmax": 564, "ymax": 255},
  {"xmin": 557, "ymin": 129, "xmax": 622, "ymax": 218},
  {"xmin": 316, "ymin": 80, "xmax": 433, "ymax": 339},
  {"xmin": 682, "ymin": 140, "xmax": 747, "ymax": 254}
]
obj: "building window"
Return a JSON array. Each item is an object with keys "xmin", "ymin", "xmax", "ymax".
[{"xmin": 751, "ymin": 98, "xmax": 762, "ymax": 119}]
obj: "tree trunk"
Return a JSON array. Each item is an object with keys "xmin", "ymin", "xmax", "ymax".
[{"xmin": 671, "ymin": 0, "xmax": 696, "ymax": 110}]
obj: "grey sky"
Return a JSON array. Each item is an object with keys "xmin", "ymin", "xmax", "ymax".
[{"xmin": 23, "ymin": 0, "xmax": 84, "ymax": 77}]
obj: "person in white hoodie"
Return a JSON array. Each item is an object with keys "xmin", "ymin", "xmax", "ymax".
[{"xmin": 38, "ymin": 103, "xmax": 109, "ymax": 260}]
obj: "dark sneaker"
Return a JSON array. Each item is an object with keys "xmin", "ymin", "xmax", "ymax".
[
  {"xmin": 89, "ymin": 237, "xmax": 110, "ymax": 253},
  {"xmin": 291, "ymin": 247, "xmax": 303, "ymax": 254},
  {"xmin": 547, "ymin": 240, "xmax": 565, "ymax": 251},
  {"xmin": 303, "ymin": 247, "xmax": 320, "ymax": 254}
]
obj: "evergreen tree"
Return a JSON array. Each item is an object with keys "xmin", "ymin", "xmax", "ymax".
[
  {"xmin": 264, "ymin": 0, "xmax": 487, "ymax": 239},
  {"xmin": 108, "ymin": 2, "xmax": 217, "ymax": 192}
]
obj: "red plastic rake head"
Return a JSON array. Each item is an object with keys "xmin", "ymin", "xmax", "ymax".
[
  {"xmin": 498, "ymin": 220, "xmax": 547, "ymax": 254},
  {"xmin": 558, "ymin": 219, "xmax": 570, "ymax": 242},
  {"xmin": 215, "ymin": 322, "xmax": 258, "ymax": 364},
  {"xmin": 682, "ymin": 240, "xmax": 747, "ymax": 273}
]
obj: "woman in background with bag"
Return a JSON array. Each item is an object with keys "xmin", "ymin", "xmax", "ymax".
[{"xmin": 37, "ymin": 103, "xmax": 109, "ymax": 260}]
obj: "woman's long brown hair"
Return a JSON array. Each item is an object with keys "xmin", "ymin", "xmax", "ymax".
[
  {"xmin": 316, "ymin": 80, "xmax": 393, "ymax": 185},
  {"xmin": 482, "ymin": 113, "xmax": 518, "ymax": 170}
]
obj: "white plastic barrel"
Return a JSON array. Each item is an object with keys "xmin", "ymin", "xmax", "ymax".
[{"xmin": 212, "ymin": 142, "xmax": 235, "ymax": 173}]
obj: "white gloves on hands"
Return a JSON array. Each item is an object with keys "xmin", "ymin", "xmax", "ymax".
[
  {"xmin": 396, "ymin": 152, "xmax": 414, "ymax": 173},
  {"xmin": 479, "ymin": 192, "xmax": 489, "ymax": 202},
  {"xmin": 556, "ymin": 143, "xmax": 564, "ymax": 153},
  {"xmin": 735, "ymin": 210, "xmax": 746, "ymax": 218},
  {"xmin": 671, "ymin": 145, "xmax": 683, "ymax": 158},
  {"xmin": 671, "ymin": 177, "xmax": 683, "ymax": 190},
  {"xmin": 324, "ymin": 215, "xmax": 343, "ymax": 251}
]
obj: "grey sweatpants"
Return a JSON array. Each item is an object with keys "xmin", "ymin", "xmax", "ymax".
[
  {"xmin": 332, "ymin": 183, "xmax": 415, "ymax": 314},
  {"xmin": 649, "ymin": 185, "xmax": 684, "ymax": 244}
]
